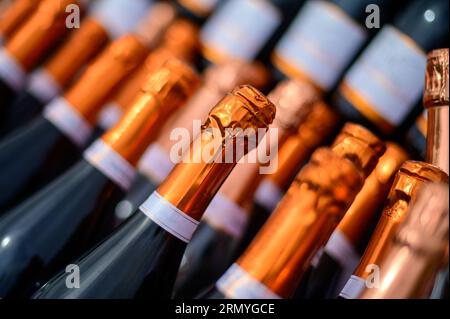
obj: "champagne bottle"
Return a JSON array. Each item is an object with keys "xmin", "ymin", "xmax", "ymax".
[
  {"xmin": 173, "ymin": 79, "xmax": 318, "ymax": 299},
  {"xmin": 271, "ymin": 0, "xmax": 398, "ymax": 91},
  {"xmin": 200, "ymin": 0, "xmax": 303, "ymax": 67},
  {"xmin": 113, "ymin": 60, "xmax": 269, "ymax": 225},
  {"xmin": 0, "ymin": 0, "xmax": 88, "ymax": 108},
  {"xmin": 339, "ymin": 161, "xmax": 448, "ymax": 299},
  {"xmin": 97, "ymin": 17, "xmax": 199, "ymax": 132},
  {"xmin": 33, "ymin": 85, "xmax": 276, "ymax": 299},
  {"xmin": 245, "ymin": 0, "xmax": 399, "ymax": 249},
  {"xmin": 359, "ymin": 183, "xmax": 449, "ymax": 299},
  {"xmin": 303, "ymin": 143, "xmax": 409, "ymax": 299},
  {"xmin": 0, "ymin": 0, "xmax": 40, "ymax": 44},
  {"xmin": 0, "ymin": 60, "xmax": 200, "ymax": 298},
  {"xmin": 340, "ymin": 48, "xmax": 450, "ymax": 299},
  {"xmin": 201, "ymin": 123, "xmax": 385, "ymax": 299},
  {"xmin": 0, "ymin": 35, "xmax": 148, "ymax": 212},
  {"xmin": 97, "ymin": 0, "xmax": 225, "ymax": 132},
  {"xmin": 244, "ymin": 100, "xmax": 340, "ymax": 253},
  {"xmin": 422, "ymin": 47, "xmax": 449, "ymax": 299},
  {"xmin": 334, "ymin": 0, "xmax": 449, "ymax": 136},
  {"xmin": 0, "ymin": 0, "xmax": 160, "ymax": 136}
]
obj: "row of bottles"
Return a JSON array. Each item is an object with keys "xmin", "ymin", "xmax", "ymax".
[{"xmin": 0, "ymin": 0, "xmax": 447, "ymax": 300}]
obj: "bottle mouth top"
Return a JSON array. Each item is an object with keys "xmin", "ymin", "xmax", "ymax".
[
  {"xmin": 140, "ymin": 58, "xmax": 201, "ymax": 103},
  {"xmin": 398, "ymin": 160, "xmax": 449, "ymax": 184},
  {"xmin": 298, "ymin": 147, "xmax": 366, "ymax": 207},
  {"xmin": 337, "ymin": 123, "xmax": 386, "ymax": 156},
  {"xmin": 424, "ymin": 48, "xmax": 449, "ymax": 108},
  {"xmin": 231, "ymin": 85, "xmax": 277, "ymax": 128},
  {"xmin": 332, "ymin": 123, "xmax": 386, "ymax": 178}
]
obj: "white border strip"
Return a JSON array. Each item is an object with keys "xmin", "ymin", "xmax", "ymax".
[
  {"xmin": 98, "ymin": 102, "xmax": 123, "ymax": 130},
  {"xmin": 138, "ymin": 143, "xmax": 175, "ymax": 184},
  {"xmin": 217, "ymin": 263, "xmax": 281, "ymax": 299},
  {"xmin": 84, "ymin": 139, "xmax": 136, "ymax": 191},
  {"xmin": 254, "ymin": 179, "xmax": 284, "ymax": 212},
  {"xmin": 140, "ymin": 191, "xmax": 199, "ymax": 243},
  {"xmin": 203, "ymin": 192, "xmax": 249, "ymax": 239},
  {"xmin": 339, "ymin": 275, "xmax": 365, "ymax": 299},
  {"xmin": 324, "ymin": 230, "xmax": 360, "ymax": 272},
  {"xmin": 43, "ymin": 97, "xmax": 93, "ymax": 147},
  {"xmin": 0, "ymin": 49, "xmax": 26, "ymax": 92},
  {"xmin": 27, "ymin": 68, "xmax": 62, "ymax": 104}
]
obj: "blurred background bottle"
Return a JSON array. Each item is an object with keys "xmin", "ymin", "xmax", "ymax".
[
  {"xmin": 0, "ymin": 0, "xmax": 158, "ymax": 137},
  {"xmin": 0, "ymin": 0, "xmax": 89, "ymax": 108}
]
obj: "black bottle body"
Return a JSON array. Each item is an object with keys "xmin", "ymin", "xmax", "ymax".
[
  {"xmin": 0, "ymin": 116, "xmax": 81, "ymax": 212},
  {"xmin": 112, "ymin": 172, "xmax": 159, "ymax": 227},
  {"xmin": 197, "ymin": 285, "xmax": 226, "ymax": 299},
  {"xmin": 0, "ymin": 159, "xmax": 124, "ymax": 298},
  {"xmin": 405, "ymin": 121, "xmax": 426, "ymax": 160},
  {"xmin": 235, "ymin": 203, "xmax": 271, "ymax": 258},
  {"xmin": 173, "ymin": 222, "xmax": 238, "ymax": 299},
  {"xmin": 33, "ymin": 212, "xmax": 186, "ymax": 299},
  {"xmin": 302, "ymin": 252, "xmax": 348, "ymax": 299},
  {"xmin": 0, "ymin": 79, "xmax": 16, "ymax": 111},
  {"xmin": 0, "ymin": 91, "xmax": 45, "ymax": 138}
]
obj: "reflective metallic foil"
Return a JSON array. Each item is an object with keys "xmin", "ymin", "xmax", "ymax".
[
  {"xmin": 235, "ymin": 123, "xmax": 384, "ymax": 298},
  {"xmin": 157, "ymin": 85, "xmax": 276, "ymax": 221},
  {"xmin": 102, "ymin": 59, "xmax": 200, "ymax": 166}
]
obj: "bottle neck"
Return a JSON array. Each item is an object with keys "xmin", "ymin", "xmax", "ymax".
[
  {"xmin": 157, "ymin": 130, "xmax": 238, "ymax": 221},
  {"xmin": 233, "ymin": 148, "xmax": 366, "ymax": 298},
  {"xmin": 64, "ymin": 35, "xmax": 149, "ymax": 124},
  {"xmin": 336, "ymin": 143, "xmax": 409, "ymax": 249},
  {"xmin": 5, "ymin": 0, "xmax": 81, "ymax": 71},
  {"xmin": 426, "ymin": 105, "xmax": 449, "ymax": 175},
  {"xmin": 43, "ymin": 18, "xmax": 109, "ymax": 88},
  {"xmin": 360, "ymin": 242, "xmax": 441, "ymax": 298},
  {"xmin": 101, "ymin": 95, "xmax": 170, "ymax": 167},
  {"xmin": 0, "ymin": 0, "xmax": 40, "ymax": 38},
  {"xmin": 354, "ymin": 161, "xmax": 449, "ymax": 279}
]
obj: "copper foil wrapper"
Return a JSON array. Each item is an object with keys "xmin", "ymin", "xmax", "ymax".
[
  {"xmin": 424, "ymin": 49, "xmax": 449, "ymax": 175},
  {"xmin": 354, "ymin": 161, "xmax": 449, "ymax": 280},
  {"xmin": 220, "ymin": 79, "xmax": 319, "ymax": 208},
  {"xmin": 64, "ymin": 35, "xmax": 149, "ymax": 123},
  {"xmin": 111, "ymin": 19, "xmax": 200, "ymax": 112},
  {"xmin": 360, "ymin": 183, "xmax": 449, "ymax": 299},
  {"xmin": 337, "ymin": 143, "xmax": 409, "ymax": 249},
  {"xmin": 158, "ymin": 85, "xmax": 276, "ymax": 221},
  {"xmin": 44, "ymin": 18, "xmax": 109, "ymax": 88},
  {"xmin": 5, "ymin": 0, "xmax": 83, "ymax": 71},
  {"xmin": 102, "ymin": 59, "xmax": 200, "ymax": 166},
  {"xmin": 0, "ymin": 0, "xmax": 40, "ymax": 39},
  {"xmin": 331, "ymin": 123, "xmax": 386, "ymax": 178},
  {"xmin": 236, "ymin": 123, "xmax": 384, "ymax": 298}
]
